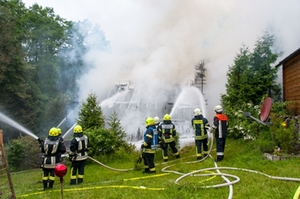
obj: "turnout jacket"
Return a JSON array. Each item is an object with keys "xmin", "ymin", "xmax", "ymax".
[
  {"xmin": 158, "ymin": 121, "xmax": 176, "ymax": 143},
  {"xmin": 191, "ymin": 115, "xmax": 210, "ymax": 140},
  {"xmin": 70, "ymin": 133, "xmax": 88, "ymax": 161},
  {"xmin": 41, "ymin": 135, "xmax": 66, "ymax": 168},
  {"xmin": 142, "ymin": 125, "xmax": 156, "ymax": 154},
  {"xmin": 212, "ymin": 113, "xmax": 228, "ymax": 138}
]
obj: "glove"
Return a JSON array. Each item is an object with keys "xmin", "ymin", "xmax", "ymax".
[
  {"xmin": 37, "ymin": 138, "xmax": 43, "ymax": 144},
  {"xmin": 141, "ymin": 144, "xmax": 145, "ymax": 149}
]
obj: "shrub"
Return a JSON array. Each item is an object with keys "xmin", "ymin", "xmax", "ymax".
[{"xmin": 6, "ymin": 135, "xmax": 40, "ymax": 171}]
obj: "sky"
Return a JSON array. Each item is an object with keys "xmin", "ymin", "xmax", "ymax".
[{"xmin": 22, "ymin": 0, "xmax": 300, "ymax": 135}]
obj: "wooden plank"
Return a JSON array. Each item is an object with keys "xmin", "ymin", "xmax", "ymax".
[{"xmin": 0, "ymin": 131, "xmax": 16, "ymax": 199}]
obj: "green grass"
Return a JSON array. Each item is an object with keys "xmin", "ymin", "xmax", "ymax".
[{"xmin": 11, "ymin": 138, "xmax": 300, "ymax": 199}]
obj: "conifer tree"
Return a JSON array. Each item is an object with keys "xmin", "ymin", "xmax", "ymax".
[
  {"xmin": 77, "ymin": 93, "xmax": 105, "ymax": 129},
  {"xmin": 221, "ymin": 32, "xmax": 281, "ymax": 139},
  {"xmin": 107, "ymin": 111, "xmax": 127, "ymax": 149}
]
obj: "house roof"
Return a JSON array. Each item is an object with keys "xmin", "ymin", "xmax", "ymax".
[{"xmin": 275, "ymin": 47, "xmax": 300, "ymax": 67}]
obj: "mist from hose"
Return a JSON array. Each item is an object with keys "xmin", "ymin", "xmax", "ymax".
[{"xmin": 0, "ymin": 112, "xmax": 38, "ymax": 140}]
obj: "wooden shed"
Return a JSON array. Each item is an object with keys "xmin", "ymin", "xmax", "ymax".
[{"xmin": 276, "ymin": 47, "xmax": 300, "ymax": 115}]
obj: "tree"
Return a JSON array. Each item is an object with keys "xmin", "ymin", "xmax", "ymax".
[
  {"xmin": 107, "ymin": 111, "xmax": 128, "ymax": 150},
  {"xmin": 221, "ymin": 32, "xmax": 281, "ymax": 139},
  {"xmin": 0, "ymin": 0, "xmax": 40, "ymax": 139},
  {"xmin": 77, "ymin": 93, "xmax": 105, "ymax": 129},
  {"xmin": 77, "ymin": 93, "xmax": 133, "ymax": 157}
]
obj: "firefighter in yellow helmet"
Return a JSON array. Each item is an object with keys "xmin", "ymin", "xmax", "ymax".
[
  {"xmin": 40, "ymin": 127, "xmax": 66, "ymax": 190},
  {"xmin": 69, "ymin": 124, "xmax": 88, "ymax": 185},
  {"xmin": 157, "ymin": 114, "xmax": 180, "ymax": 162},
  {"xmin": 141, "ymin": 117, "xmax": 157, "ymax": 173}
]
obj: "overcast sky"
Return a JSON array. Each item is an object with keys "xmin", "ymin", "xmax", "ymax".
[{"xmin": 22, "ymin": 0, "xmax": 300, "ymax": 125}]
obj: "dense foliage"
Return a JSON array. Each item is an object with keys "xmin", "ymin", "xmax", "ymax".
[
  {"xmin": 0, "ymin": 0, "xmax": 108, "ymax": 142},
  {"xmin": 6, "ymin": 135, "xmax": 40, "ymax": 171},
  {"xmin": 220, "ymin": 32, "xmax": 300, "ymax": 154},
  {"xmin": 77, "ymin": 93, "xmax": 134, "ymax": 158}
]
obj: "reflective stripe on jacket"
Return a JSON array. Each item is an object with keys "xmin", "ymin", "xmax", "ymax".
[
  {"xmin": 143, "ymin": 126, "xmax": 156, "ymax": 154},
  {"xmin": 213, "ymin": 113, "xmax": 228, "ymax": 138},
  {"xmin": 191, "ymin": 115, "xmax": 210, "ymax": 140},
  {"xmin": 158, "ymin": 122, "xmax": 176, "ymax": 143}
]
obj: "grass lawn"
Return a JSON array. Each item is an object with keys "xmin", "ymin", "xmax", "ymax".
[{"xmin": 11, "ymin": 138, "xmax": 300, "ymax": 199}]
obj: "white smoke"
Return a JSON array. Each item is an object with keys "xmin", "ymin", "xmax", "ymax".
[{"xmin": 24, "ymin": 0, "xmax": 300, "ymax": 133}]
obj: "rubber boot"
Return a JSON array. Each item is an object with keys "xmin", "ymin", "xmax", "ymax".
[
  {"xmin": 70, "ymin": 179, "xmax": 77, "ymax": 185},
  {"xmin": 176, "ymin": 154, "xmax": 180, "ymax": 159},
  {"xmin": 43, "ymin": 180, "xmax": 48, "ymax": 191},
  {"xmin": 49, "ymin": 180, "xmax": 54, "ymax": 189},
  {"xmin": 149, "ymin": 168, "xmax": 156, "ymax": 174},
  {"xmin": 215, "ymin": 155, "xmax": 223, "ymax": 162},
  {"xmin": 78, "ymin": 178, "xmax": 83, "ymax": 184},
  {"xmin": 143, "ymin": 168, "xmax": 150, "ymax": 173}
]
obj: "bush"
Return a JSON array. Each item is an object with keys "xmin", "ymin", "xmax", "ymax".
[
  {"xmin": 6, "ymin": 135, "xmax": 40, "ymax": 171},
  {"xmin": 269, "ymin": 113, "xmax": 299, "ymax": 154}
]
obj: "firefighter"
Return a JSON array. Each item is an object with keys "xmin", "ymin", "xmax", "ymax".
[
  {"xmin": 191, "ymin": 108, "xmax": 210, "ymax": 160},
  {"xmin": 69, "ymin": 125, "xmax": 88, "ymax": 185},
  {"xmin": 141, "ymin": 117, "xmax": 157, "ymax": 173},
  {"xmin": 158, "ymin": 114, "xmax": 180, "ymax": 162},
  {"xmin": 212, "ymin": 105, "xmax": 228, "ymax": 162},
  {"xmin": 154, "ymin": 116, "xmax": 160, "ymax": 128},
  {"xmin": 40, "ymin": 127, "xmax": 66, "ymax": 190}
]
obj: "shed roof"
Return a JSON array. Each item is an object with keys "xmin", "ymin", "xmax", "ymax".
[{"xmin": 275, "ymin": 47, "xmax": 300, "ymax": 67}]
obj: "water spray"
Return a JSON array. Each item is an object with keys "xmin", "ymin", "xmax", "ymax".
[
  {"xmin": 57, "ymin": 111, "xmax": 75, "ymax": 128},
  {"xmin": 62, "ymin": 123, "xmax": 77, "ymax": 139},
  {"xmin": 0, "ymin": 112, "xmax": 38, "ymax": 140}
]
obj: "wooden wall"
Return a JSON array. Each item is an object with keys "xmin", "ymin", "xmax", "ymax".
[{"xmin": 282, "ymin": 53, "xmax": 300, "ymax": 115}]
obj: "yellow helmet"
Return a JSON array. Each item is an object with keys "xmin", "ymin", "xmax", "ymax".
[
  {"xmin": 49, "ymin": 127, "xmax": 59, "ymax": 136},
  {"xmin": 57, "ymin": 128, "xmax": 62, "ymax": 135},
  {"xmin": 163, "ymin": 114, "xmax": 171, "ymax": 121},
  {"xmin": 145, "ymin": 117, "xmax": 155, "ymax": 127},
  {"xmin": 73, "ymin": 125, "xmax": 83, "ymax": 133}
]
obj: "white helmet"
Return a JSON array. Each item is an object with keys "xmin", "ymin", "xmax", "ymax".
[
  {"xmin": 194, "ymin": 108, "xmax": 202, "ymax": 116},
  {"xmin": 215, "ymin": 105, "xmax": 223, "ymax": 113},
  {"xmin": 154, "ymin": 116, "xmax": 160, "ymax": 124}
]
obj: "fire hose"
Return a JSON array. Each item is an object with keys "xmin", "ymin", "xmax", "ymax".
[{"xmin": 87, "ymin": 156, "xmax": 134, "ymax": 172}]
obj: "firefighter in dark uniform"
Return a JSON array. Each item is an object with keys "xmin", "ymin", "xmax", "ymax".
[
  {"xmin": 69, "ymin": 125, "xmax": 88, "ymax": 185},
  {"xmin": 191, "ymin": 108, "xmax": 210, "ymax": 160},
  {"xmin": 212, "ymin": 105, "xmax": 228, "ymax": 162},
  {"xmin": 141, "ymin": 117, "xmax": 157, "ymax": 173},
  {"xmin": 40, "ymin": 127, "xmax": 66, "ymax": 190},
  {"xmin": 158, "ymin": 114, "xmax": 180, "ymax": 162}
]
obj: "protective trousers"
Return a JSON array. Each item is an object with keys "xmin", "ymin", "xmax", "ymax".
[
  {"xmin": 162, "ymin": 141, "xmax": 180, "ymax": 162},
  {"xmin": 42, "ymin": 168, "xmax": 55, "ymax": 190},
  {"xmin": 216, "ymin": 137, "xmax": 226, "ymax": 161},
  {"xmin": 195, "ymin": 138, "xmax": 208, "ymax": 160},
  {"xmin": 142, "ymin": 152, "xmax": 156, "ymax": 173},
  {"xmin": 70, "ymin": 160, "xmax": 86, "ymax": 185}
]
